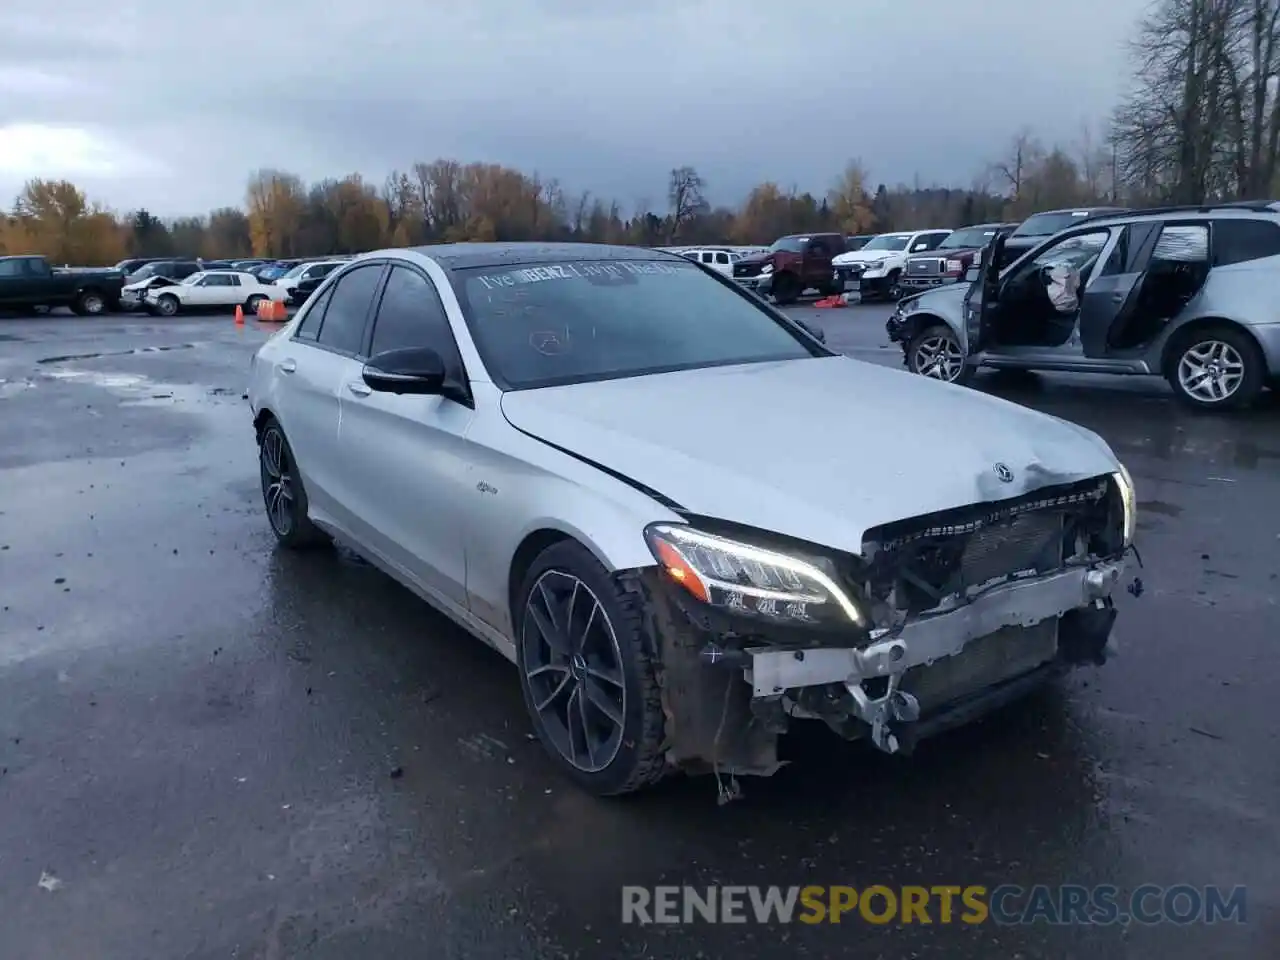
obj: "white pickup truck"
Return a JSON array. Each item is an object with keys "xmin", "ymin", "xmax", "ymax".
[{"xmin": 831, "ymin": 229, "xmax": 952, "ymax": 302}]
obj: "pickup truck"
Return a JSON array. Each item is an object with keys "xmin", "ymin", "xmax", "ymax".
[
  {"xmin": 731, "ymin": 232, "xmax": 848, "ymax": 305},
  {"xmin": 0, "ymin": 255, "xmax": 125, "ymax": 315}
]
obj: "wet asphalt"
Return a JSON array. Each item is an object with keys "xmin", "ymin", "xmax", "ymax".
[{"xmin": 0, "ymin": 306, "xmax": 1277, "ymax": 959}]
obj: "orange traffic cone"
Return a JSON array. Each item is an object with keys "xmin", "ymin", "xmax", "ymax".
[{"xmin": 234, "ymin": 304, "xmax": 244, "ymax": 325}]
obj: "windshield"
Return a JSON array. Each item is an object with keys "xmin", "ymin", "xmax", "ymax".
[
  {"xmin": 181, "ymin": 273, "xmax": 204, "ymax": 285},
  {"xmin": 452, "ymin": 259, "xmax": 822, "ymax": 389},
  {"xmin": 860, "ymin": 234, "xmax": 911, "ymax": 251},
  {"xmin": 939, "ymin": 228, "xmax": 997, "ymax": 249},
  {"xmin": 281, "ymin": 263, "xmax": 309, "ymax": 279},
  {"xmin": 768, "ymin": 237, "xmax": 806, "ymax": 253},
  {"xmin": 131, "ymin": 264, "xmax": 161, "ymax": 280},
  {"xmin": 1013, "ymin": 212, "xmax": 1095, "ymax": 237}
]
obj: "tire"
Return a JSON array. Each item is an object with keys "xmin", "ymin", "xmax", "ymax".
[
  {"xmin": 1166, "ymin": 325, "xmax": 1265, "ymax": 411},
  {"xmin": 515, "ymin": 540, "xmax": 668, "ymax": 796},
  {"xmin": 72, "ymin": 289, "xmax": 106, "ymax": 316},
  {"xmin": 155, "ymin": 294, "xmax": 179, "ymax": 317},
  {"xmin": 258, "ymin": 418, "xmax": 328, "ymax": 548},
  {"xmin": 771, "ymin": 272, "xmax": 801, "ymax": 305},
  {"xmin": 906, "ymin": 323, "xmax": 974, "ymax": 384},
  {"xmin": 245, "ymin": 294, "xmax": 266, "ymax": 315},
  {"xmin": 885, "ymin": 270, "xmax": 903, "ymax": 302}
]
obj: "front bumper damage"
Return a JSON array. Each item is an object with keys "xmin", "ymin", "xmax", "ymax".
[{"xmin": 634, "ymin": 477, "xmax": 1133, "ymax": 785}]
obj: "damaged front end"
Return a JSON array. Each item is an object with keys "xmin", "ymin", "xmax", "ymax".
[{"xmin": 635, "ymin": 470, "xmax": 1137, "ymax": 785}]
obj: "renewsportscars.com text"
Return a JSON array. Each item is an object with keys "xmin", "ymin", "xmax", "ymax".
[{"xmin": 621, "ymin": 884, "xmax": 1247, "ymax": 926}]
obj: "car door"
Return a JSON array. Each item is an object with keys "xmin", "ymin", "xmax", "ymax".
[
  {"xmin": 202, "ymin": 273, "xmax": 238, "ymax": 306},
  {"xmin": 331, "ymin": 262, "xmax": 476, "ymax": 607},
  {"xmin": 1078, "ymin": 222, "xmax": 1162, "ymax": 357},
  {"xmin": 0, "ymin": 258, "xmax": 28, "ymax": 304},
  {"xmin": 273, "ymin": 262, "xmax": 387, "ymax": 529}
]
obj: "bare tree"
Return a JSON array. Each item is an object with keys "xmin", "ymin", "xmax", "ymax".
[
  {"xmin": 667, "ymin": 166, "xmax": 708, "ymax": 241},
  {"xmin": 990, "ymin": 128, "xmax": 1043, "ymax": 199}
]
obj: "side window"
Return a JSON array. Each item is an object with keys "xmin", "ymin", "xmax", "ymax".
[
  {"xmin": 205, "ymin": 274, "xmax": 234, "ymax": 287},
  {"xmin": 1097, "ymin": 229, "xmax": 1129, "ymax": 276},
  {"xmin": 1210, "ymin": 219, "xmax": 1280, "ymax": 266},
  {"xmin": 315, "ymin": 264, "xmax": 383, "ymax": 355},
  {"xmin": 228, "ymin": 274, "xmax": 241, "ymax": 286},
  {"xmin": 294, "ymin": 286, "xmax": 331, "ymax": 341},
  {"xmin": 368, "ymin": 265, "xmax": 461, "ymax": 371},
  {"xmin": 0, "ymin": 260, "xmax": 21, "ymax": 277},
  {"xmin": 1030, "ymin": 231, "xmax": 1110, "ymax": 271},
  {"xmin": 700, "ymin": 252, "xmax": 714, "ymax": 264},
  {"xmin": 1153, "ymin": 224, "xmax": 1209, "ymax": 264},
  {"xmin": 195, "ymin": 275, "xmax": 212, "ymax": 286},
  {"xmin": 808, "ymin": 240, "xmax": 830, "ymax": 256},
  {"xmin": 715, "ymin": 252, "xmax": 730, "ymax": 265}
]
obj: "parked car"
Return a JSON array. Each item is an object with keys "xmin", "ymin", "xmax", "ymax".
[
  {"xmin": 0, "ymin": 255, "xmax": 124, "ymax": 315},
  {"xmin": 144, "ymin": 270, "xmax": 288, "ymax": 317},
  {"xmin": 124, "ymin": 259, "xmax": 202, "ymax": 286},
  {"xmin": 831, "ymin": 229, "xmax": 953, "ymax": 301},
  {"xmin": 114, "ymin": 257, "xmax": 173, "ymax": 275},
  {"xmin": 231, "ymin": 259, "xmax": 270, "ymax": 271},
  {"xmin": 247, "ymin": 242, "xmax": 1135, "ymax": 796},
  {"xmin": 844, "ymin": 234, "xmax": 875, "ymax": 251},
  {"xmin": 732, "ymin": 233, "xmax": 849, "ymax": 304},
  {"xmin": 274, "ymin": 259, "xmax": 349, "ymax": 303},
  {"xmin": 120, "ymin": 274, "xmax": 182, "ymax": 309},
  {"xmin": 900, "ymin": 222, "xmax": 1018, "ymax": 296},
  {"xmin": 998, "ymin": 207, "xmax": 1129, "ymax": 268},
  {"xmin": 887, "ymin": 203, "xmax": 1280, "ymax": 410},
  {"xmin": 256, "ymin": 259, "xmax": 307, "ymax": 282},
  {"xmin": 674, "ymin": 248, "xmax": 740, "ymax": 278}
]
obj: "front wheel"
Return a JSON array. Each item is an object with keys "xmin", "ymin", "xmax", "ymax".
[
  {"xmin": 906, "ymin": 324, "xmax": 973, "ymax": 384},
  {"xmin": 155, "ymin": 294, "xmax": 179, "ymax": 317},
  {"xmin": 72, "ymin": 290, "xmax": 106, "ymax": 316},
  {"xmin": 770, "ymin": 272, "xmax": 801, "ymax": 305},
  {"xmin": 885, "ymin": 270, "xmax": 903, "ymax": 302},
  {"xmin": 515, "ymin": 540, "xmax": 668, "ymax": 796},
  {"xmin": 1166, "ymin": 326, "xmax": 1265, "ymax": 410}
]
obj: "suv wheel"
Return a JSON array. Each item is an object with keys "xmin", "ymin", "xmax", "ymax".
[
  {"xmin": 258, "ymin": 419, "xmax": 328, "ymax": 548},
  {"xmin": 906, "ymin": 324, "xmax": 972, "ymax": 384},
  {"xmin": 1167, "ymin": 326, "xmax": 1264, "ymax": 410},
  {"xmin": 515, "ymin": 540, "xmax": 668, "ymax": 796},
  {"xmin": 885, "ymin": 270, "xmax": 903, "ymax": 302}
]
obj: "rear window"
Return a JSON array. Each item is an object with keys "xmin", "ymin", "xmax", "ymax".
[
  {"xmin": 1013, "ymin": 211, "xmax": 1097, "ymax": 237},
  {"xmin": 452, "ymin": 258, "xmax": 822, "ymax": 390}
]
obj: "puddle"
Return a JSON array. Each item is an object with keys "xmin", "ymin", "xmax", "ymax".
[
  {"xmin": 0, "ymin": 378, "xmax": 37, "ymax": 399},
  {"xmin": 38, "ymin": 366, "xmax": 243, "ymax": 409}
]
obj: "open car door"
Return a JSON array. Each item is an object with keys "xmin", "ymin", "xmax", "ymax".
[
  {"xmin": 1077, "ymin": 223, "xmax": 1160, "ymax": 357},
  {"xmin": 962, "ymin": 233, "xmax": 1004, "ymax": 353}
]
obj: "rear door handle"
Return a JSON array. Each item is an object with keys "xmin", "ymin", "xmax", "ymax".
[
  {"xmin": 346, "ymin": 381, "xmax": 371, "ymax": 396},
  {"xmin": 279, "ymin": 359, "xmax": 296, "ymax": 373}
]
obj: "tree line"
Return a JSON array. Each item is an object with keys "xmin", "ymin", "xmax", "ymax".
[{"xmin": 1, "ymin": 0, "xmax": 1272, "ymax": 266}]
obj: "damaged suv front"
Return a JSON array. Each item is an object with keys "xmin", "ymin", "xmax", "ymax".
[{"xmin": 636, "ymin": 465, "xmax": 1135, "ymax": 789}]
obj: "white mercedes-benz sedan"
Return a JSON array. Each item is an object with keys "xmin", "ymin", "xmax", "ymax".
[{"xmin": 247, "ymin": 242, "xmax": 1137, "ymax": 798}]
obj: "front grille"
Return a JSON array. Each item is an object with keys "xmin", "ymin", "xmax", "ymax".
[
  {"xmin": 734, "ymin": 263, "xmax": 762, "ymax": 278},
  {"xmin": 908, "ymin": 258, "xmax": 942, "ymax": 276},
  {"xmin": 903, "ymin": 619, "xmax": 1058, "ymax": 710},
  {"xmin": 858, "ymin": 477, "xmax": 1111, "ymax": 615}
]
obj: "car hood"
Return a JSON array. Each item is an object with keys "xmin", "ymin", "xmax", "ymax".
[
  {"xmin": 499, "ymin": 356, "xmax": 1118, "ymax": 553},
  {"xmin": 913, "ymin": 246, "xmax": 979, "ymax": 260},
  {"xmin": 833, "ymin": 249, "xmax": 897, "ymax": 266}
]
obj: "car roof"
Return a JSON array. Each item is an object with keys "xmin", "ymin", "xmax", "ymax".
[{"xmin": 405, "ymin": 241, "xmax": 686, "ymax": 271}]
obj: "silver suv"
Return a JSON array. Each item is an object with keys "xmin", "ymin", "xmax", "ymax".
[{"xmin": 886, "ymin": 203, "xmax": 1280, "ymax": 410}]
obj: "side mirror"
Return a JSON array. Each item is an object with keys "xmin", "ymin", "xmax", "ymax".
[
  {"xmin": 362, "ymin": 347, "xmax": 446, "ymax": 395},
  {"xmin": 964, "ymin": 266, "xmax": 981, "ymax": 284}
]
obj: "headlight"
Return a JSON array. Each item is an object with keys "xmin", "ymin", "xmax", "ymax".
[
  {"xmin": 760, "ymin": 264, "xmax": 773, "ymax": 275},
  {"xmin": 945, "ymin": 259, "xmax": 963, "ymax": 274},
  {"xmin": 644, "ymin": 523, "xmax": 866, "ymax": 627},
  {"xmin": 861, "ymin": 262, "xmax": 885, "ymax": 274},
  {"xmin": 1111, "ymin": 464, "xmax": 1136, "ymax": 547}
]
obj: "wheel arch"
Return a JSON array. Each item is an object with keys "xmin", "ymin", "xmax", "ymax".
[
  {"xmin": 898, "ymin": 310, "xmax": 953, "ymax": 345},
  {"xmin": 1159, "ymin": 316, "xmax": 1266, "ymax": 377}
]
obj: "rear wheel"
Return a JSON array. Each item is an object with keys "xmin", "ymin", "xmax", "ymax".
[
  {"xmin": 258, "ymin": 419, "xmax": 327, "ymax": 548},
  {"xmin": 906, "ymin": 323, "xmax": 973, "ymax": 384},
  {"xmin": 515, "ymin": 540, "xmax": 668, "ymax": 796},
  {"xmin": 1167, "ymin": 325, "xmax": 1265, "ymax": 410},
  {"xmin": 245, "ymin": 294, "xmax": 266, "ymax": 315}
]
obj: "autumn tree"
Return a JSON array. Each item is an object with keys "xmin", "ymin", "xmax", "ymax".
[
  {"xmin": 8, "ymin": 179, "xmax": 124, "ymax": 264},
  {"xmin": 205, "ymin": 207, "xmax": 252, "ymax": 258},
  {"xmin": 828, "ymin": 160, "xmax": 876, "ymax": 233},
  {"xmin": 245, "ymin": 169, "xmax": 306, "ymax": 257},
  {"xmin": 126, "ymin": 209, "xmax": 173, "ymax": 257}
]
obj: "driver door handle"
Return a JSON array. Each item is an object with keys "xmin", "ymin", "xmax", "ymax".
[
  {"xmin": 346, "ymin": 381, "xmax": 371, "ymax": 397},
  {"xmin": 279, "ymin": 359, "xmax": 296, "ymax": 374}
]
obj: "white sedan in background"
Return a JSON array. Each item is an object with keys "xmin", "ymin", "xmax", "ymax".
[
  {"xmin": 273, "ymin": 259, "xmax": 349, "ymax": 303},
  {"xmin": 145, "ymin": 270, "xmax": 288, "ymax": 317}
]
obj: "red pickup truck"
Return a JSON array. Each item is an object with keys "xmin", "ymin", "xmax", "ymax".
[{"xmin": 730, "ymin": 233, "xmax": 849, "ymax": 305}]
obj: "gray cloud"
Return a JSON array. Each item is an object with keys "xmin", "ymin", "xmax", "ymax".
[{"xmin": 0, "ymin": 0, "xmax": 1147, "ymax": 216}]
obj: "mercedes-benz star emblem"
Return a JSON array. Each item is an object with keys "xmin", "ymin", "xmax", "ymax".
[{"xmin": 993, "ymin": 462, "xmax": 1014, "ymax": 483}]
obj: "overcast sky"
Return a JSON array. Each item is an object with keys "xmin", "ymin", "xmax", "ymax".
[{"xmin": 1, "ymin": 0, "xmax": 1149, "ymax": 218}]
